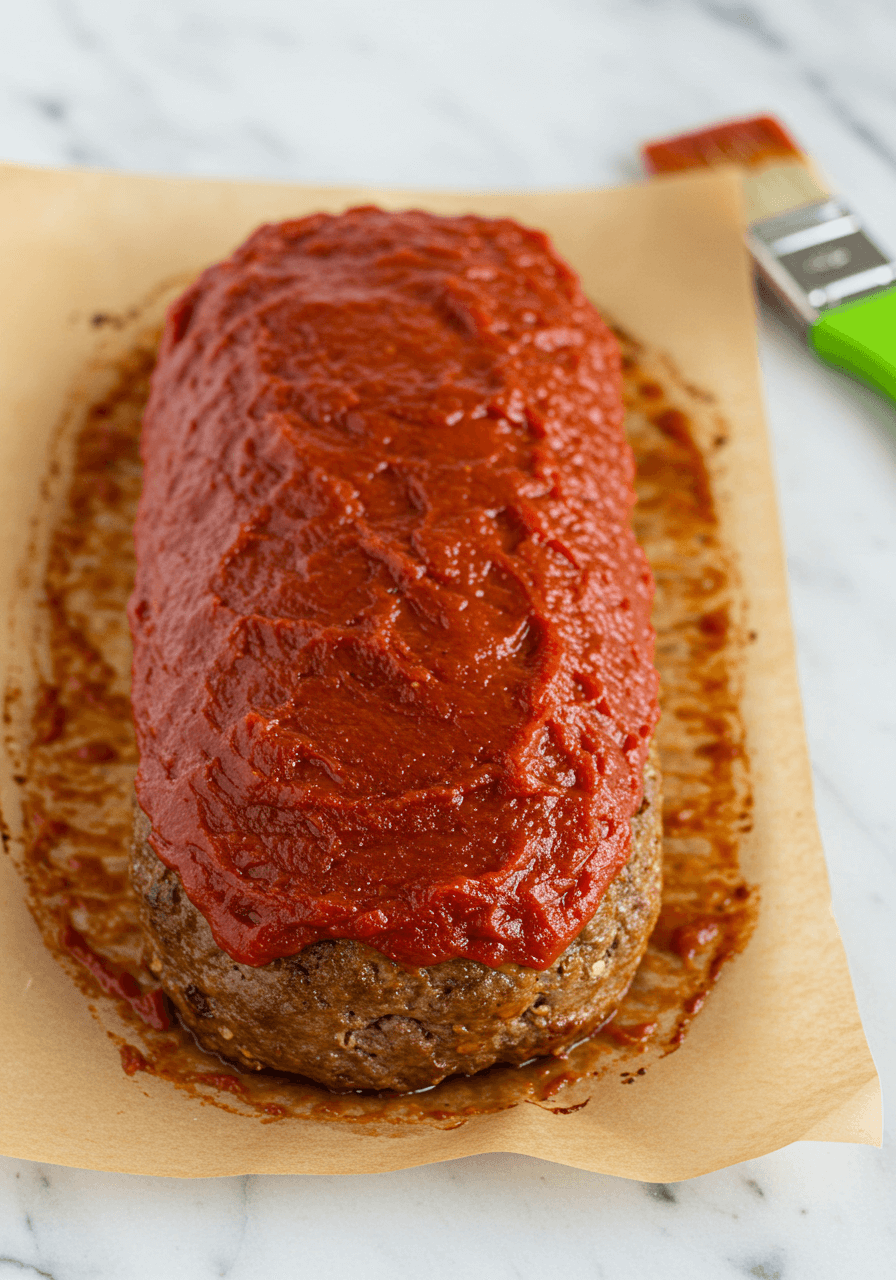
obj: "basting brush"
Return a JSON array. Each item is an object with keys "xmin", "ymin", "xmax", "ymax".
[{"xmin": 642, "ymin": 115, "xmax": 896, "ymax": 407}]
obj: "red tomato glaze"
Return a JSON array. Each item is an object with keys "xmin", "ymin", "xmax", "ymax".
[{"xmin": 129, "ymin": 208, "xmax": 659, "ymax": 970}]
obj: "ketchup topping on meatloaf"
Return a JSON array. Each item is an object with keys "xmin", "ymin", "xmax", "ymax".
[{"xmin": 129, "ymin": 207, "xmax": 659, "ymax": 970}]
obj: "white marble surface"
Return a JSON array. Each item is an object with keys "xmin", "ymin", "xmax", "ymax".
[{"xmin": 1, "ymin": 1, "xmax": 895, "ymax": 1276}]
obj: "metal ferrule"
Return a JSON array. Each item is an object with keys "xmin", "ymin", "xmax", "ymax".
[{"xmin": 747, "ymin": 197, "xmax": 896, "ymax": 326}]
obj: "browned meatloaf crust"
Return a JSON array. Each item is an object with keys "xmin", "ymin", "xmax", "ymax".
[{"xmin": 131, "ymin": 748, "xmax": 661, "ymax": 1093}]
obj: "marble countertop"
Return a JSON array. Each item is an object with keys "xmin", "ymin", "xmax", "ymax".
[{"xmin": 0, "ymin": 1, "xmax": 894, "ymax": 1276}]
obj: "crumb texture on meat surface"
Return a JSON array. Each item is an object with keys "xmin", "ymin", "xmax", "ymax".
[{"xmin": 133, "ymin": 750, "xmax": 661, "ymax": 1092}]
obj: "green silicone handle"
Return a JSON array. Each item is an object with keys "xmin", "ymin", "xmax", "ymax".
[{"xmin": 810, "ymin": 286, "xmax": 896, "ymax": 407}]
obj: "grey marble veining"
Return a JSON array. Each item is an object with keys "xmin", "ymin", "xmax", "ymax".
[
  {"xmin": 0, "ymin": 1, "xmax": 894, "ymax": 1276},
  {"xmin": 2, "ymin": 1, "xmax": 896, "ymax": 215},
  {"xmin": 0, "ymin": 1140, "xmax": 895, "ymax": 1280}
]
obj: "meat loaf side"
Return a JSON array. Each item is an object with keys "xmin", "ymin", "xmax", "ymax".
[{"xmin": 131, "ymin": 749, "xmax": 661, "ymax": 1093}]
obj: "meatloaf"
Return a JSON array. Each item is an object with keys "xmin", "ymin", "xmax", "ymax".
[{"xmin": 128, "ymin": 207, "xmax": 661, "ymax": 1091}]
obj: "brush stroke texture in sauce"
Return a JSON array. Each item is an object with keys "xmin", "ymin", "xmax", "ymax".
[{"xmin": 131, "ymin": 210, "xmax": 658, "ymax": 970}]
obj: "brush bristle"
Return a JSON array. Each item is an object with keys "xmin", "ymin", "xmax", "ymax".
[
  {"xmin": 642, "ymin": 115, "xmax": 805, "ymax": 174},
  {"xmin": 642, "ymin": 115, "xmax": 829, "ymax": 224}
]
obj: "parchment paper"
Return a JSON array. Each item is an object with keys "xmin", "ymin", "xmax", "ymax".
[{"xmin": 0, "ymin": 162, "xmax": 880, "ymax": 1180}]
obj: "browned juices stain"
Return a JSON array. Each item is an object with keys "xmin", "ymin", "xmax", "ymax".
[{"xmin": 5, "ymin": 317, "xmax": 754, "ymax": 1126}]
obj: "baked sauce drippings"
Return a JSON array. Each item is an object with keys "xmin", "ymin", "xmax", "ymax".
[
  {"xmin": 131, "ymin": 209, "xmax": 658, "ymax": 971},
  {"xmin": 4, "ymin": 313, "xmax": 754, "ymax": 1126}
]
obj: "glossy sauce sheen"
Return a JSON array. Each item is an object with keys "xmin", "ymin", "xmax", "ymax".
[{"xmin": 130, "ymin": 209, "xmax": 659, "ymax": 969}]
